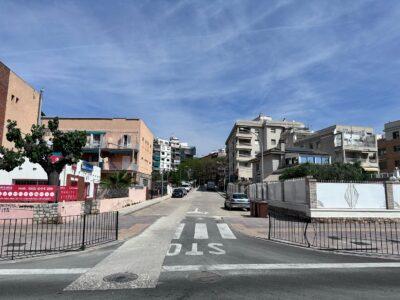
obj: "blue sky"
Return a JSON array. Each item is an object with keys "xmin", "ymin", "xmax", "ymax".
[{"xmin": 1, "ymin": 0, "xmax": 399, "ymax": 156}]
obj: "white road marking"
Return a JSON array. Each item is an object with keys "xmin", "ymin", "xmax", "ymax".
[
  {"xmin": 166, "ymin": 243, "xmax": 182, "ymax": 256},
  {"xmin": 208, "ymin": 243, "xmax": 226, "ymax": 255},
  {"xmin": 217, "ymin": 223, "xmax": 237, "ymax": 240},
  {"xmin": 0, "ymin": 268, "xmax": 89, "ymax": 275},
  {"xmin": 187, "ymin": 208, "xmax": 208, "ymax": 215},
  {"xmin": 162, "ymin": 263, "xmax": 400, "ymax": 272},
  {"xmin": 185, "ymin": 243, "xmax": 204, "ymax": 256},
  {"xmin": 194, "ymin": 223, "xmax": 208, "ymax": 239},
  {"xmin": 173, "ymin": 223, "xmax": 185, "ymax": 239}
]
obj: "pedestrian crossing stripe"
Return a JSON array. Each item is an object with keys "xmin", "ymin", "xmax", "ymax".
[{"xmin": 172, "ymin": 223, "xmax": 237, "ymax": 240}]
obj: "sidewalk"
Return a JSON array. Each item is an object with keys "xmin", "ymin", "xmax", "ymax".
[{"xmin": 223, "ymin": 216, "xmax": 268, "ymax": 239}]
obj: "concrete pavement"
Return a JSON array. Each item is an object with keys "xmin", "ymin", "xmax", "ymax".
[{"xmin": 1, "ymin": 190, "xmax": 400, "ymax": 299}]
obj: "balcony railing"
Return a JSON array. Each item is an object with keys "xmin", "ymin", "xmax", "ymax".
[{"xmin": 105, "ymin": 161, "xmax": 139, "ymax": 171}]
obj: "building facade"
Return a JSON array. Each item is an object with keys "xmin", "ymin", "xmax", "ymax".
[
  {"xmin": 42, "ymin": 117, "xmax": 154, "ymax": 188},
  {"xmin": 251, "ymin": 144, "xmax": 331, "ymax": 182},
  {"xmin": 295, "ymin": 125, "xmax": 379, "ymax": 172},
  {"xmin": 0, "ymin": 61, "xmax": 41, "ymax": 148},
  {"xmin": 153, "ymin": 138, "xmax": 172, "ymax": 173},
  {"xmin": 378, "ymin": 120, "xmax": 400, "ymax": 173},
  {"xmin": 225, "ymin": 114, "xmax": 306, "ymax": 182}
]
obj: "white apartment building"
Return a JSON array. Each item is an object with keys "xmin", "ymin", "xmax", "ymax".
[
  {"xmin": 225, "ymin": 114, "xmax": 306, "ymax": 181},
  {"xmin": 153, "ymin": 138, "xmax": 172, "ymax": 173}
]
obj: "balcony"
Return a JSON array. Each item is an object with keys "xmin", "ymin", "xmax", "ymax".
[
  {"xmin": 104, "ymin": 161, "xmax": 139, "ymax": 172},
  {"xmin": 236, "ymin": 141, "xmax": 253, "ymax": 149}
]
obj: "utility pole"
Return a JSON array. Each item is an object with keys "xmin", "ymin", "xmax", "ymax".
[{"xmin": 161, "ymin": 170, "xmax": 164, "ymax": 196}]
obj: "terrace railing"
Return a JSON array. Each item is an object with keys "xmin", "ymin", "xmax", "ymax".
[
  {"xmin": 268, "ymin": 211, "xmax": 400, "ymax": 256},
  {"xmin": 0, "ymin": 211, "xmax": 118, "ymax": 260}
]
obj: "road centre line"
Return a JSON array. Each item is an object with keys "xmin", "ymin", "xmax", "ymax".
[
  {"xmin": 162, "ymin": 263, "xmax": 400, "ymax": 272},
  {"xmin": 0, "ymin": 268, "xmax": 89, "ymax": 275}
]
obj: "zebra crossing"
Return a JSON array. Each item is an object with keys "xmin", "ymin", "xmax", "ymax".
[
  {"xmin": 173, "ymin": 222, "xmax": 237, "ymax": 241},
  {"xmin": 166, "ymin": 222, "xmax": 237, "ymax": 257}
]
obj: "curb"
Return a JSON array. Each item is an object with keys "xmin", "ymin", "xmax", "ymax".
[{"xmin": 119, "ymin": 195, "xmax": 172, "ymax": 216}]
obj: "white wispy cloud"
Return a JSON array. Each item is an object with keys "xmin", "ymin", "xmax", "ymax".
[{"xmin": 1, "ymin": 0, "xmax": 400, "ymax": 154}]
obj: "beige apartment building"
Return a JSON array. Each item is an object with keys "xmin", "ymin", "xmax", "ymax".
[
  {"xmin": 0, "ymin": 61, "xmax": 41, "ymax": 148},
  {"xmin": 225, "ymin": 114, "xmax": 306, "ymax": 181},
  {"xmin": 42, "ymin": 117, "xmax": 154, "ymax": 188},
  {"xmin": 294, "ymin": 125, "xmax": 379, "ymax": 172}
]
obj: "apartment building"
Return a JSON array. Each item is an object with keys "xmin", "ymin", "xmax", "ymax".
[
  {"xmin": 0, "ymin": 61, "xmax": 41, "ymax": 148},
  {"xmin": 180, "ymin": 143, "xmax": 196, "ymax": 161},
  {"xmin": 295, "ymin": 125, "xmax": 379, "ymax": 172},
  {"xmin": 225, "ymin": 114, "xmax": 306, "ymax": 182},
  {"xmin": 153, "ymin": 138, "xmax": 172, "ymax": 173},
  {"xmin": 42, "ymin": 117, "xmax": 154, "ymax": 188},
  {"xmin": 378, "ymin": 120, "xmax": 400, "ymax": 173}
]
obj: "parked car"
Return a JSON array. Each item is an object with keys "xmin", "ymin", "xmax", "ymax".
[
  {"xmin": 181, "ymin": 183, "xmax": 191, "ymax": 192},
  {"xmin": 172, "ymin": 188, "xmax": 185, "ymax": 198},
  {"xmin": 206, "ymin": 181, "xmax": 217, "ymax": 191},
  {"xmin": 225, "ymin": 193, "xmax": 250, "ymax": 210}
]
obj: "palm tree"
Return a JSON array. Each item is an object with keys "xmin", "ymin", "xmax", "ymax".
[{"xmin": 101, "ymin": 171, "xmax": 132, "ymax": 189}]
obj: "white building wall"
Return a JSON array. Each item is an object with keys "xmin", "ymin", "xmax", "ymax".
[
  {"xmin": 316, "ymin": 182, "xmax": 386, "ymax": 209},
  {"xmin": 0, "ymin": 159, "xmax": 47, "ymax": 184},
  {"xmin": 393, "ymin": 184, "xmax": 400, "ymax": 209}
]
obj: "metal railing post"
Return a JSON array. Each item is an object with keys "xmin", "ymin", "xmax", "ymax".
[
  {"xmin": 115, "ymin": 211, "xmax": 119, "ymax": 240},
  {"xmin": 81, "ymin": 214, "xmax": 86, "ymax": 250},
  {"xmin": 11, "ymin": 219, "xmax": 17, "ymax": 260},
  {"xmin": 268, "ymin": 211, "xmax": 271, "ymax": 240}
]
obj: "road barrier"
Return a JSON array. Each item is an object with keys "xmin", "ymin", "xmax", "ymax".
[
  {"xmin": 268, "ymin": 211, "xmax": 400, "ymax": 256},
  {"xmin": 0, "ymin": 211, "xmax": 118, "ymax": 260}
]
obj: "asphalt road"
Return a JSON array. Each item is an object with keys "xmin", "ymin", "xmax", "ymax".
[{"xmin": 1, "ymin": 190, "xmax": 400, "ymax": 299}]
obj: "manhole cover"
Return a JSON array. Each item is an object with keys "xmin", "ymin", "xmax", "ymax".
[
  {"xmin": 188, "ymin": 271, "xmax": 222, "ymax": 284},
  {"xmin": 103, "ymin": 272, "xmax": 138, "ymax": 283}
]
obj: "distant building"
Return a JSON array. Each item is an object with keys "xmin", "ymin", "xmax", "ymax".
[
  {"xmin": 378, "ymin": 120, "xmax": 400, "ymax": 173},
  {"xmin": 180, "ymin": 142, "xmax": 196, "ymax": 161},
  {"xmin": 203, "ymin": 148, "xmax": 226, "ymax": 159},
  {"xmin": 294, "ymin": 125, "xmax": 379, "ymax": 173},
  {"xmin": 251, "ymin": 143, "xmax": 331, "ymax": 182},
  {"xmin": 42, "ymin": 117, "xmax": 154, "ymax": 188},
  {"xmin": 153, "ymin": 138, "xmax": 172, "ymax": 173},
  {"xmin": 0, "ymin": 61, "xmax": 41, "ymax": 148},
  {"xmin": 225, "ymin": 114, "xmax": 306, "ymax": 182}
]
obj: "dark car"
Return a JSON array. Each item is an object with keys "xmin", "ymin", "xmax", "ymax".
[{"xmin": 172, "ymin": 188, "xmax": 184, "ymax": 198}]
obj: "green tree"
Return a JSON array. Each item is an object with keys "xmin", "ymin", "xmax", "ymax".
[
  {"xmin": 101, "ymin": 171, "xmax": 132, "ymax": 189},
  {"xmin": 0, "ymin": 118, "xmax": 87, "ymax": 186}
]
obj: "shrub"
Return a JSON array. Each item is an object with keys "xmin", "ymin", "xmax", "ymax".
[{"xmin": 279, "ymin": 163, "xmax": 367, "ymax": 181}]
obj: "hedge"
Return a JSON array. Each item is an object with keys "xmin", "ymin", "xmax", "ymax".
[{"xmin": 279, "ymin": 163, "xmax": 368, "ymax": 181}]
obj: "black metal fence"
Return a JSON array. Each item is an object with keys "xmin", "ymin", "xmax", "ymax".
[
  {"xmin": 268, "ymin": 211, "xmax": 400, "ymax": 256},
  {"xmin": 0, "ymin": 211, "xmax": 118, "ymax": 260}
]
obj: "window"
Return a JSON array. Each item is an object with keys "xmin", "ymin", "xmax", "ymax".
[
  {"xmin": 394, "ymin": 146, "xmax": 400, "ymax": 152},
  {"xmin": 378, "ymin": 148, "xmax": 386, "ymax": 156},
  {"xmin": 271, "ymin": 139, "xmax": 276, "ymax": 146},
  {"xmin": 309, "ymin": 143, "xmax": 314, "ymax": 149},
  {"xmin": 395, "ymin": 160, "xmax": 400, "ymax": 168},
  {"xmin": 393, "ymin": 131, "xmax": 400, "ymax": 139},
  {"xmin": 379, "ymin": 161, "xmax": 387, "ymax": 170},
  {"xmin": 270, "ymin": 128, "xmax": 276, "ymax": 133}
]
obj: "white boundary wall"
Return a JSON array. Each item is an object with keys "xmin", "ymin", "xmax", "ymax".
[
  {"xmin": 394, "ymin": 185, "xmax": 400, "ymax": 209},
  {"xmin": 316, "ymin": 182, "xmax": 386, "ymax": 209}
]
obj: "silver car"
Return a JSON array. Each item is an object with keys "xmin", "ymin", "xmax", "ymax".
[{"xmin": 225, "ymin": 193, "xmax": 250, "ymax": 210}]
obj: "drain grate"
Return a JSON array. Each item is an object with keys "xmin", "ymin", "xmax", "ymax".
[
  {"xmin": 188, "ymin": 271, "xmax": 222, "ymax": 284},
  {"xmin": 103, "ymin": 272, "xmax": 138, "ymax": 283}
]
